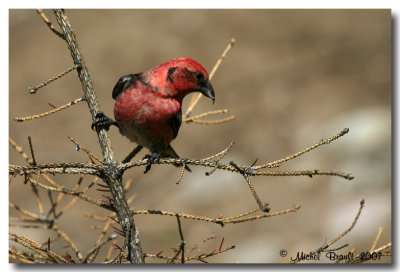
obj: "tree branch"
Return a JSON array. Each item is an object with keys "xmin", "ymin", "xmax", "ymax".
[{"xmin": 53, "ymin": 9, "xmax": 144, "ymax": 263}]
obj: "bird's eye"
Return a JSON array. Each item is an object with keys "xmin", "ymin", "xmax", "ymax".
[{"xmin": 195, "ymin": 72, "xmax": 205, "ymax": 81}]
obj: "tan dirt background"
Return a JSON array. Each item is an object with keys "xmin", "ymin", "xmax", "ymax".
[{"xmin": 9, "ymin": 9, "xmax": 391, "ymax": 263}]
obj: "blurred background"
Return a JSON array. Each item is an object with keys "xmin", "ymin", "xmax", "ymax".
[{"xmin": 9, "ymin": 9, "xmax": 391, "ymax": 263}]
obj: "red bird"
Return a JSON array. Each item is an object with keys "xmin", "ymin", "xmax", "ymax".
[{"xmin": 92, "ymin": 58, "xmax": 215, "ymax": 172}]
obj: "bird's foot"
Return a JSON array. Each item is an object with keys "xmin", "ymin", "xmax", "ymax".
[
  {"xmin": 91, "ymin": 112, "xmax": 118, "ymax": 133},
  {"xmin": 143, "ymin": 153, "xmax": 161, "ymax": 173}
]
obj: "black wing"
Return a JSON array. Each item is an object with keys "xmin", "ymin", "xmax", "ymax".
[
  {"xmin": 112, "ymin": 73, "xmax": 141, "ymax": 100},
  {"xmin": 169, "ymin": 109, "xmax": 182, "ymax": 139}
]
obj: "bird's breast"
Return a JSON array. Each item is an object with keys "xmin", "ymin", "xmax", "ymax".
[{"xmin": 113, "ymin": 86, "xmax": 181, "ymax": 149}]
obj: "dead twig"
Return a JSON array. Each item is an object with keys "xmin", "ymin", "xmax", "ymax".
[
  {"xmin": 184, "ymin": 38, "xmax": 236, "ymax": 117},
  {"xmin": 14, "ymin": 97, "xmax": 85, "ymax": 122},
  {"xmin": 292, "ymin": 199, "xmax": 365, "ymax": 263},
  {"xmin": 36, "ymin": 9, "xmax": 65, "ymax": 40},
  {"xmin": 28, "ymin": 64, "xmax": 81, "ymax": 94}
]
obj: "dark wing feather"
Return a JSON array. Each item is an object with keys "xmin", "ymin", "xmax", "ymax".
[
  {"xmin": 112, "ymin": 73, "xmax": 141, "ymax": 100},
  {"xmin": 169, "ymin": 109, "xmax": 182, "ymax": 140}
]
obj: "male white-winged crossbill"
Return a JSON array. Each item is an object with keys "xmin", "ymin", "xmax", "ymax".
[{"xmin": 92, "ymin": 57, "xmax": 215, "ymax": 173}]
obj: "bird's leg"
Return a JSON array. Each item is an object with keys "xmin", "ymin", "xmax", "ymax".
[
  {"xmin": 122, "ymin": 145, "xmax": 144, "ymax": 164},
  {"xmin": 143, "ymin": 153, "xmax": 161, "ymax": 173},
  {"xmin": 91, "ymin": 112, "xmax": 119, "ymax": 133}
]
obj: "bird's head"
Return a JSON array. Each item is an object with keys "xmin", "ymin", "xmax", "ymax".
[{"xmin": 144, "ymin": 57, "xmax": 215, "ymax": 103}]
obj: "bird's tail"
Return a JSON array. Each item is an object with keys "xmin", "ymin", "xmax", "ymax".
[{"xmin": 161, "ymin": 145, "xmax": 192, "ymax": 172}]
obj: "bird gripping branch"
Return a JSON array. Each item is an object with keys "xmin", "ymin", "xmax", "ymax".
[{"xmin": 92, "ymin": 58, "xmax": 215, "ymax": 173}]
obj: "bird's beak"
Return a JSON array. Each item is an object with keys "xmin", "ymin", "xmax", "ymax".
[{"xmin": 198, "ymin": 81, "xmax": 215, "ymax": 104}]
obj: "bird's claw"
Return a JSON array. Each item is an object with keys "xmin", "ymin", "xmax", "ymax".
[
  {"xmin": 91, "ymin": 112, "xmax": 116, "ymax": 133},
  {"xmin": 143, "ymin": 153, "xmax": 161, "ymax": 173}
]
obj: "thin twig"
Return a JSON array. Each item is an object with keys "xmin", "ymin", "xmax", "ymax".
[
  {"xmin": 187, "ymin": 116, "xmax": 236, "ymax": 125},
  {"xmin": 177, "ymin": 215, "xmax": 185, "ymax": 263},
  {"xmin": 218, "ymin": 237, "xmax": 225, "ymax": 252},
  {"xmin": 84, "ymin": 213, "xmax": 109, "ymax": 222},
  {"xmin": 119, "ymin": 156, "xmax": 354, "ymax": 180},
  {"xmin": 9, "ymin": 248, "xmax": 36, "ymax": 263},
  {"xmin": 14, "ymin": 97, "xmax": 84, "ymax": 122},
  {"xmin": 81, "ymin": 234, "xmax": 116, "ymax": 263},
  {"xmin": 105, "ymin": 240, "xmax": 118, "ymax": 262},
  {"xmin": 185, "ymin": 245, "xmax": 236, "ymax": 262},
  {"xmin": 9, "ymin": 162, "xmax": 103, "ymax": 176},
  {"xmin": 26, "ymin": 176, "xmax": 110, "ymax": 210},
  {"xmin": 202, "ymin": 141, "xmax": 235, "ymax": 162},
  {"xmin": 68, "ymin": 136, "xmax": 103, "ymax": 163},
  {"xmin": 57, "ymin": 177, "xmax": 100, "ymax": 218},
  {"xmin": 28, "ymin": 64, "xmax": 81, "ymax": 94},
  {"xmin": 222, "ymin": 204, "xmax": 266, "ymax": 221},
  {"xmin": 52, "ymin": 225, "xmax": 83, "ymax": 261},
  {"xmin": 325, "ymin": 243, "xmax": 349, "ymax": 252},
  {"xmin": 53, "ymin": 175, "xmax": 84, "ymax": 216},
  {"xmin": 255, "ymin": 169, "xmax": 354, "ymax": 180},
  {"xmin": 369, "ymin": 227, "xmax": 384, "ymax": 252},
  {"xmin": 27, "ymin": 136, "xmax": 37, "ymax": 166},
  {"xmin": 145, "ymin": 244, "xmax": 235, "ymax": 263},
  {"xmin": 9, "ymin": 138, "xmax": 65, "ymax": 192},
  {"xmin": 9, "ymin": 232, "xmax": 68, "ymax": 263},
  {"xmin": 347, "ymin": 242, "xmax": 391, "ymax": 264},
  {"xmin": 183, "ymin": 109, "xmax": 235, "ymax": 125},
  {"xmin": 254, "ymin": 128, "xmax": 350, "ymax": 170},
  {"xmin": 86, "ymin": 220, "xmax": 114, "ymax": 263},
  {"xmin": 292, "ymin": 199, "xmax": 365, "ymax": 263},
  {"xmin": 47, "ymin": 191, "xmax": 57, "ymax": 219},
  {"xmin": 133, "ymin": 205, "xmax": 299, "ymax": 225},
  {"xmin": 183, "ymin": 109, "xmax": 229, "ymax": 122},
  {"xmin": 176, "ymin": 165, "xmax": 186, "ymax": 184},
  {"xmin": 40, "ymin": 172, "xmax": 63, "ymax": 188},
  {"xmin": 31, "ymin": 173, "xmax": 44, "ymax": 214},
  {"xmin": 169, "ymin": 215, "xmax": 186, "ymax": 263},
  {"xmin": 184, "ymin": 38, "xmax": 236, "ymax": 117},
  {"xmin": 36, "ymin": 9, "xmax": 65, "ymax": 40},
  {"xmin": 324, "ymin": 199, "xmax": 364, "ymax": 248},
  {"xmin": 9, "ymin": 202, "xmax": 39, "ymax": 219},
  {"xmin": 9, "ymin": 223, "xmax": 48, "ymax": 229},
  {"xmin": 230, "ymin": 161, "xmax": 269, "ymax": 212},
  {"xmin": 9, "ymin": 138, "xmax": 34, "ymax": 165}
]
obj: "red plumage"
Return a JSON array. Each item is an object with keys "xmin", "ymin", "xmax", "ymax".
[{"xmin": 111, "ymin": 57, "xmax": 215, "ymax": 170}]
